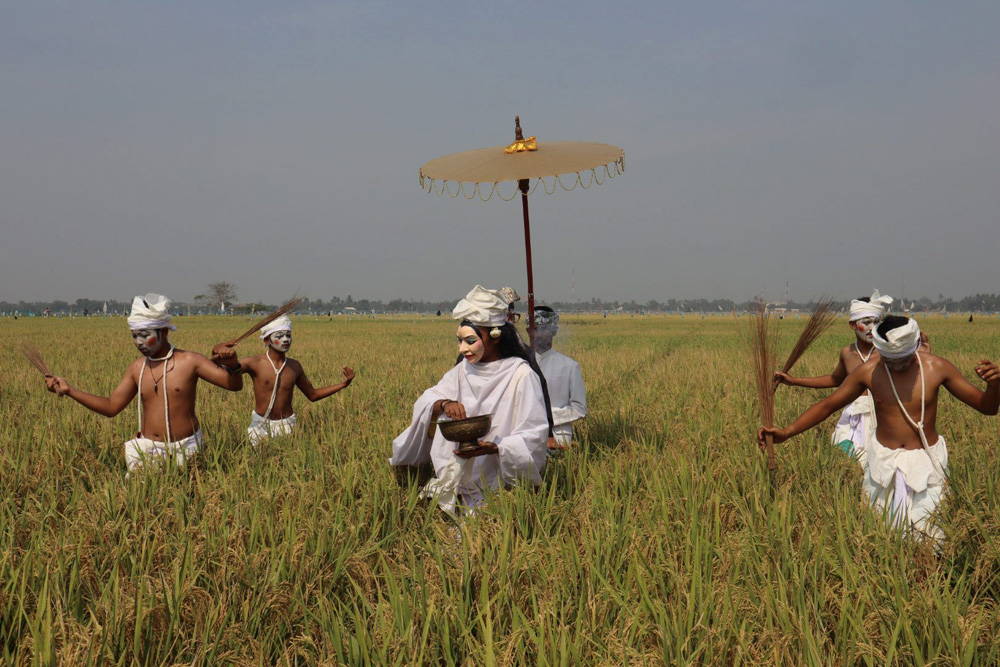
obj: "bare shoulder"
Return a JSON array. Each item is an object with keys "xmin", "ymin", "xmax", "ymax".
[
  {"xmin": 241, "ymin": 353, "xmax": 267, "ymax": 368},
  {"xmin": 854, "ymin": 357, "xmax": 879, "ymax": 382},
  {"xmin": 173, "ymin": 349, "xmax": 211, "ymax": 367},
  {"xmin": 922, "ymin": 352, "xmax": 958, "ymax": 377},
  {"xmin": 284, "ymin": 357, "xmax": 305, "ymax": 377}
]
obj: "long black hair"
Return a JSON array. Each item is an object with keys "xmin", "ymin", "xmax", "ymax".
[{"xmin": 457, "ymin": 320, "xmax": 555, "ymax": 435}]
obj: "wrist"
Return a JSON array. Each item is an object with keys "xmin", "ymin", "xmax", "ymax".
[{"xmin": 224, "ymin": 363, "xmax": 242, "ymax": 376}]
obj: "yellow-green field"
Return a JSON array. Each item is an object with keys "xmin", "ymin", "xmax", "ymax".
[{"xmin": 2, "ymin": 314, "xmax": 1000, "ymax": 665}]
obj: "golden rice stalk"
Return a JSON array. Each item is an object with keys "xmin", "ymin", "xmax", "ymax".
[
  {"xmin": 747, "ymin": 298, "xmax": 779, "ymax": 471},
  {"xmin": 21, "ymin": 343, "xmax": 53, "ymax": 377},
  {"xmin": 775, "ymin": 296, "xmax": 838, "ymax": 391},
  {"xmin": 229, "ymin": 297, "xmax": 305, "ymax": 345}
]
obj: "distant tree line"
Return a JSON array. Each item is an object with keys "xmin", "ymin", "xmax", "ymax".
[{"xmin": 5, "ymin": 293, "xmax": 1000, "ymax": 316}]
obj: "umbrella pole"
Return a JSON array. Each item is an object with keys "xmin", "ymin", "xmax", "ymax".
[{"xmin": 519, "ymin": 179, "xmax": 536, "ymax": 348}]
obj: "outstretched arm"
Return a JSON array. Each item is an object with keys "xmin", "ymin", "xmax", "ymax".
[
  {"xmin": 775, "ymin": 354, "xmax": 848, "ymax": 390},
  {"xmin": 46, "ymin": 370, "xmax": 138, "ymax": 417},
  {"xmin": 195, "ymin": 354, "xmax": 244, "ymax": 391},
  {"xmin": 759, "ymin": 370, "xmax": 867, "ymax": 448},
  {"xmin": 296, "ymin": 366, "xmax": 354, "ymax": 402},
  {"xmin": 942, "ymin": 359, "xmax": 1000, "ymax": 415}
]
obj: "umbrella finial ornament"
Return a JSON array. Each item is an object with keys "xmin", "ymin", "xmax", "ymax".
[{"xmin": 506, "ymin": 116, "xmax": 538, "ymax": 155}]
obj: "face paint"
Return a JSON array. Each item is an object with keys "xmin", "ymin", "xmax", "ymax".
[
  {"xmin": 268, "ymin": 330, "xmax": 292, "ymax": 352},
  {"xmin": 852, "ymin": 317, "xmax": 879, "ymax": 343},
  {"xmin": 131, "ymin": 329, "xmax": 159, "ymax": 356},
  {"xmin": 457, "ymin": 325, "xmax": 484, "ymax": 364},
  {"xmin": 534, "ymin": 326, "xmax": 556, "ymax": 351}
]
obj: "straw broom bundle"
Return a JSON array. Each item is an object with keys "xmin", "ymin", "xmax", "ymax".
[
  {"xmin": 226, "ymin": 297, "xmax": 304, "ymax": 346},
  {"xmin": 773, "ymin": 296, "xmax": 838, "ymax": 393},
  {"xmin": 748, "ymin": 299, "xmax": 779, "ymax": 471},
  {"xmin": 21, "ymin": 343, "xmax": 53, "ymax": 377}
]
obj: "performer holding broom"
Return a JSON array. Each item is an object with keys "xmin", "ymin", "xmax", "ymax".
[
  {"xmin": 759, "ymin": 315, "xmax": 999, "ymax": 541},
  {"xmin": 43, "ymin": 294, "xmax": 243, "ymax": 472},
  {"xmin": 774, "ymin": 290, "xmax": 894, "ymax": 465},
  {"xmin": 238, "ymin": 314, "xmax": 354, "ymax": 445}
]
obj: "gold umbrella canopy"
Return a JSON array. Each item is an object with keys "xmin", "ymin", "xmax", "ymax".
[
  {"xmin": 418, "ymin": 117, "xmax": 624, "ymax": 344},
  {"xmin": 420, "ymin": 140, "xmax": 624, "ymax": 198}
]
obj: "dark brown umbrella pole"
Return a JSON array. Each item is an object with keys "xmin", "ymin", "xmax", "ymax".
[{"xmin": 519, "ymin": 177, "xmax": 536, "ymax": 347}]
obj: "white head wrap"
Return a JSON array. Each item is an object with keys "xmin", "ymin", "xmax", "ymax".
[
  {"xmin": 127, "ymin": 293, "xmax": 177, "ymax": 331},
  {"xmin": 872, "ymin": 318, "xmax": 920, "ymax": 359},
  {"xmin": 535, "ymin": 308, "xmax": 559, "ymax": 326},
  {"xmin": 260, "ymin": 314, "xmax": 293, "ymax": 340},
  {"xmin": 453, "ymin": 285, "xmax": 508, "ymax": 326},
  {"xmin": 849, "ymin": 289, "xmax": 893, "ymax": 322}
]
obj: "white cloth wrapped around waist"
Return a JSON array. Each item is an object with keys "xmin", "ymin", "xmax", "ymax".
[
  {"xmin": 866, "ymin": 435, "xmax": 948, "ymax": 493},
  {"xmin": 843, "ymin": 393, "xmax": 874, "ymax": 417},
  {"xmin": 248, "ymin": 411, "xmax": 297, "ymax": 444},
  {"xmin": 124, "ymin": 430, "xmax": 203, "ymax": 472}
]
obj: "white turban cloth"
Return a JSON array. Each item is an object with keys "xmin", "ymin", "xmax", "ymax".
[
  {"xmin": 872, "ymin": 318, "xmax": 921, "ymax": 359},
  {"xmin": 850, "ymin": 289, "xmax": 893, "ymax": 322},
  {"xmin": 453, "ymin": 285, "xmax": 508, "ymax": 326},
  {"xmin": 127, "ymin": 294, "xmax": 177, "ymax": 331},
  {"xmin": 260, "ymin": 314, "xmax": 293, "ymax": 340}
]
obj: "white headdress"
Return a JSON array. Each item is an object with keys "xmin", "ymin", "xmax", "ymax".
[
  {"xmin": 535, "ymin": 308, "xmax": 559, "ymax": 326},
  {"xmin": 498, "ymin": 286, "xmax": 521, "ymax": 305},
  {"xmin": 260, "ymin": 314, "xmax": 293, "ymax": 340},
  {"xmin": 453, "ymin": 285, "xmax": 508, "ymax": 327},
  {"xmin": 849, "ymin": 289, "xmax": 893, "ymax": 322},
  {"xmin": 871, "ymin": 318, "xmax": 920, "ymax": 359},
  {"xmin": 127, "ymin": 293, "xmax": 177, "ymax": 331}
]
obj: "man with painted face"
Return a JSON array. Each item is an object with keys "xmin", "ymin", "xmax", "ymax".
[
  {"xmin": 390, "ymin": 285, "xmax": 549, "ymax": 515},
  {"xmin": 44, "ymin": 293, "xmax": 243, "ymax": 472},
  {"xmin": 239, "ymin": 314, "xmax": 355, "ymax": 445},
  {"xmin": 774, "ymin": 290, "xmax": 894, "ymax": 466},
  {"xmin": 533, "ymin": 306, "xmax": 587, "ymax": 449},
  {"xmin": 759, "ymin": 316, "xmax": 999, "ymax": 542}
]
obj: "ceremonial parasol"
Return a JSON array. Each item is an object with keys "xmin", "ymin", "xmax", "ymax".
[{"xmin": 419, "ymin": 117, "xmax": 624, "ymax": 344}]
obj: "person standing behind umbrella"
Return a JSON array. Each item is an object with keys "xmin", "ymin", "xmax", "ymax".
[
  {"xmin": 498, "ymin": 286, "xmax": 559, "ymax": 451},
  {"xmin": 533, "ymin": 306, "xmax": 587, "ymax": 449},
  {"xmin": 390, "ymin": 285, "xmax": 549, "ymax": 515}
]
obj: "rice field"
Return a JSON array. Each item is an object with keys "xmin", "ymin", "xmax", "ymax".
[{"xmin": 2, "ymin": 313, "xmax": 999, "ymax": 665}]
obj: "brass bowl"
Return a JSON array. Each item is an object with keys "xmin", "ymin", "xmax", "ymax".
[{"xmin": 436, "ymin": 414, "xmax": 492, "ymax": 451}]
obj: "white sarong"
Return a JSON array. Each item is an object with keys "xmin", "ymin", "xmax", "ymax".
[
  {"xmin": 862, "ymin": 436, "xmax": 948, "ymax": 541},
  {"xmin": 831, "ymin": 393, "xmax": 875, "ymax": 468},
  {"xmin": 124, "ymin": 430, "xmax": 203, "ymax": 473},
  {"xmin": 247, "ymin": 412, "xmax": 297, "ymax": 445}
]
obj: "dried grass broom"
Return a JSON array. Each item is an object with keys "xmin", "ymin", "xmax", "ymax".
[
  {"xmin": 748, "ymin": 298, "xmax": 779, "ymax": 471},
  {"xmin": 21, "ymin": 343, "xmax": 53, "ymax": 377},
  {"xmin": 773, "ymin": 296, "xmax": 838, "ymax": 393},
  {"xmin": 226, "ymin": 297, "xmax": 304, "ymax": 346}
]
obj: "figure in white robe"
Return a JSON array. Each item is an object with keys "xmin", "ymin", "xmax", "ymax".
[
  {"xmin": 390, "ymin": 356, "xmax": 548, "ymax": 514},
  {"xmin": 390, "ymin": 285, "xmax": 549, "ymax": 515},
  {"xmin": 536, "ymin": 348, "xmax": 587, "ymax": 446},
  {"xmin": 533, "ymin": 306, "xmax": 587, "ymax": 447}
]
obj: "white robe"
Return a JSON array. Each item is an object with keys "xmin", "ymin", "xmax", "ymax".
[
  {"xmin": 536, "ymin": 348, "xmax": 588, "ymax": 446},
  {"xmin": 389, "ymin": 357, "xmax": 549, "ymax": 514}
]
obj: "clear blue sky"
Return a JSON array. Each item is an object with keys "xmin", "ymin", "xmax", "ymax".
[{"xmin": 2, "ymin": 1, "xmax": 998, "ymax": 305}]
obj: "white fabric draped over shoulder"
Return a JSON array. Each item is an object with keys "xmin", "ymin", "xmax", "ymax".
[{"xmin": 390, "ymin": 356, "xmax": 549, "ymax": 513}]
